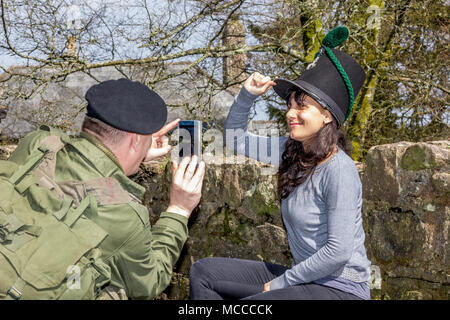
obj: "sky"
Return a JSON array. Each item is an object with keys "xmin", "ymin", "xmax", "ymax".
[{"xmin": 0, "ymin": 55, "xmax": 20, "ymax": 69}]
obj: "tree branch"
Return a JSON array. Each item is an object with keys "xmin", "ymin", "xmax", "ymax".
[{"xmin": 387, "ymin": 75, "xmax": 450, "ymax": 95}]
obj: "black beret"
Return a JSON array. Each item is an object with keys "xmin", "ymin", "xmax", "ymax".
[{"xmin": 85, "ymin": 78, "xmax": 168, "ymax": 134}]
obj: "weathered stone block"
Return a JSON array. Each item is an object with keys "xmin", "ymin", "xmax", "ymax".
[
  {"xmin": 1, "ymin": 139, "xmax": 448, "ymax": 300},
  {"xmin": 362, "ymin": 140, "xmax": 449, "ymax": 300}
]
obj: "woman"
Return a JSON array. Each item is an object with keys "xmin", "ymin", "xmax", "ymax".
[{"xmin": 189, "ymin": 27, "xmax": 372, "ymax": 300}]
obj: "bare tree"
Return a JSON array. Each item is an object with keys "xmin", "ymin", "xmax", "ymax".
[
  {"xmin": 0, "ymin": 0, "xmax": 448, "ymax": 156},
  {"xmin": 248, "ymin": 0, "xmax": 449, "ymax": 159}
]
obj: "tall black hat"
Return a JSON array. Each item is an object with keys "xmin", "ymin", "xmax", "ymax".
[
  {"xmin": 85, "ymin": 78, "xmax": 168, "ymax": 135},
  {"xmin": 273, "ymin": 26, "xmax": 366, "ymax": 127}
]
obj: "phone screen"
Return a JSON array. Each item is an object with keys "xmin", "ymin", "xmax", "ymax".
[{"xmin": 178, "ymin": 120, "xmax": 202, "ymax": 163}]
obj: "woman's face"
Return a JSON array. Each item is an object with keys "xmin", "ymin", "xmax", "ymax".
[{"xmin": 286, "ymin": 91, "xmax": 333, "ymax": 143}]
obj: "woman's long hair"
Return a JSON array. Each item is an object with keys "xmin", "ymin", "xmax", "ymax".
[{"xmin": 277, "ymin": 90, "xmax": 352, "ymax": 200}]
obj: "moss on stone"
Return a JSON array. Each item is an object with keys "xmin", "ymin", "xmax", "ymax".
[
  {"xmin": 223, "ymin": 210, "xmax": 254, "ymax": 245},
  {"xmin": 245, "ymin": 190, "xmax": 279, "ymax": 220},
  {"xmin": 159, "ymin": 159, "xmax": 169, "ymax": 172},
  {"xmin": 401, "ymin": 145, "xmax": 436, "ymax": 171},
  {"xmin": 222, "ymin": 209, "xmax": 233, "ymax": 236}
]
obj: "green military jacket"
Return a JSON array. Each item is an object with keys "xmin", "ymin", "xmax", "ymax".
[{"xmin": 8, "ymin": 126, "xmax": 188, "ymax": 299}]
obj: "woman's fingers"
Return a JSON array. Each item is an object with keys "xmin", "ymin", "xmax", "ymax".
[
  {"xmin": 244, "ymin": 72, "xmax": 256, "ymax": 89},
  {"xmin": 244, "ymin": 72, "xmax": 275, "ymax": 95},
  {"xmin": 261, "ymin": 80, "xmax": 277, "ymax": 92},
  {"xmin": 253, "ymin": 73, "xmax": 274, "ymax": 88}
]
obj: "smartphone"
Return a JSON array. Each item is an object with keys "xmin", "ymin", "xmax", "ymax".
[{"xmin": 178, "ymin": 120, "xmax": 202, "ymax": 164}]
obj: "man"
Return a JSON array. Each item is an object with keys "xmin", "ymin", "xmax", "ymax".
[{"xmin": 8, "ymin": 78, "xmax": 206, "ymax": 299}]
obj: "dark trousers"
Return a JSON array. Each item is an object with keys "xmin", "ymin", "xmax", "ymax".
[{"xmin": 189, "ymin": 257, "xmax": 362, "ymax": 300}]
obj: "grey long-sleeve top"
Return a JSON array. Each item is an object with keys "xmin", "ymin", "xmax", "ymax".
[{"xmin": 224, "ymin": 87, "xmax": 372, "ymax": 299}]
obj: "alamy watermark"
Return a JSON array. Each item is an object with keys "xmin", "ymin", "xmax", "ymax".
[
  {"xmin": 66, "ymin": 265, "xmax": 81, "ymax": 290},
  {"xmin": 366, "ymin": 4, "xmax": 382, "ymax": 30},
  {"xmin": 170, "ymin": 127, "xmax": 283, "ymax": 175},
  {"xmin": 65, "ymin": 4, "xmax": 83, "ymax": 30}
]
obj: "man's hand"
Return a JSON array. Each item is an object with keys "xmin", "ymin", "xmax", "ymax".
[
  {"xmin": 166, "ymin": 156, "xmax": 206, "ymax": 219},
  {"xmin": 244, "ymin": 72, "xmax": 277, "ymax": 96},
  {"xmin": 263, "ymin": 281, "xmax": 271, "ymax": 293},
  {"xmin": 144, "ymin": 118, "xmax": 180, "ymax": 162}
]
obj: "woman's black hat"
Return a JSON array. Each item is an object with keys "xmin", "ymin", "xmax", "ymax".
[
  {"xmin": 273, "ymin": 26, "xmax": 366, "ymax": 127},
  {"xmin": 85, "ymin": 78, "xmax": 168, "ymax": 135}
]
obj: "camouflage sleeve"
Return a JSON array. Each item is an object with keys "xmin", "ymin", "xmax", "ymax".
[{"xmin": 114, "ymin": 211, "xmax": 188, "ymax": 299}]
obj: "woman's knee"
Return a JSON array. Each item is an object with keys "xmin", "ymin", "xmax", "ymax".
[{"xmin": 189, "ymin": 257, "xmax": 215, "ymax": 281}]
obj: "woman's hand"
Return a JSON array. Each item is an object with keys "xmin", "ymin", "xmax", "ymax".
[
  {"xmin": 244, "ymin": 72, "xmax": 277, "ymax": 96},
  {"xmin": 263, "ymin": 281, "xmax": 271, "ymax": 293}
]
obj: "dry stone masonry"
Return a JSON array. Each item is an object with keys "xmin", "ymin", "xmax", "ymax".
[{"xmin": 1, "ymin": 140, "xmax": 448, "ymax": 300}]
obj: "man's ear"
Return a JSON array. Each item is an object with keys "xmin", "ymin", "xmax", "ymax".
[{"xmin": 129, "ymin": 133, "xmax": 140, "ymax": 152}]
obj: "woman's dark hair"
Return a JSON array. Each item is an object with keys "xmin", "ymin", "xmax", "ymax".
[{"xmin": 277, "ymin": 90, "xmax": 352, "ymax": 200}]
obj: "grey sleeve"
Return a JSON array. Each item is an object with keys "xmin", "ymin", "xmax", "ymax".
[
  {"xmin": 223, "ymin": 86, "xmax": 288, "ymax": 167},
  {"xmin": 270, "ymin": 159, "xmax": 360, "ymax": 290}
]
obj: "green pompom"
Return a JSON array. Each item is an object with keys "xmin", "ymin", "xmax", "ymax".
[{"xmin": 322, "ymin": 26, "xmax": 349, "ymax": 48}]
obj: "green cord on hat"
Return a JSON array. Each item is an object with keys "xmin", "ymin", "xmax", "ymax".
[
  {"xmin": 323, "ymin": 46, "xmax": 354, "ymax": 122},
  {"xmin": 319, "ymin": 26, "xmax": 355, "ymax": 122}
]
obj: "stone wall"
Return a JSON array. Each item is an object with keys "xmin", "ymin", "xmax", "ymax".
[
  {"xmin": 361, "ymin": 141, "xmax": 449, "ymax": 299},
  {"xmin": 0, "ymin": 140, "xmax": 448, "ymax": 300},
  {"xmin": 138, "ymin": 156, "xmax": 291, "ymax": 300}
]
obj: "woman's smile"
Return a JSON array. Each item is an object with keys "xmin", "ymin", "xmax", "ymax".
[{"xmin": 285, "ymin": 91, "xmax": 334, "ymax": 143}]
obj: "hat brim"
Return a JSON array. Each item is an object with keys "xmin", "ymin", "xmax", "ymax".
[
  {"xmin": 273, "ymin": 77, "xmax": 331, "ymax": 111},
  {"xmin": 273, "ymin": 78, "xmax": 344, "ymax": 126},
  {"xmin": 273, "ymin": 78, "xmax": 304, "ymax": 101}
]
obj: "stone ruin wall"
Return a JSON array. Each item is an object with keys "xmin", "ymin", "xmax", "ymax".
[{"xmin": 0, "ymin": 140, "xmax": 448, "ymax": 300}]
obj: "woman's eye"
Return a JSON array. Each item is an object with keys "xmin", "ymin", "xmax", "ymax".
[{"xmin": 292, "ymin": 105, "xmax": 305, "ymax": 111}]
